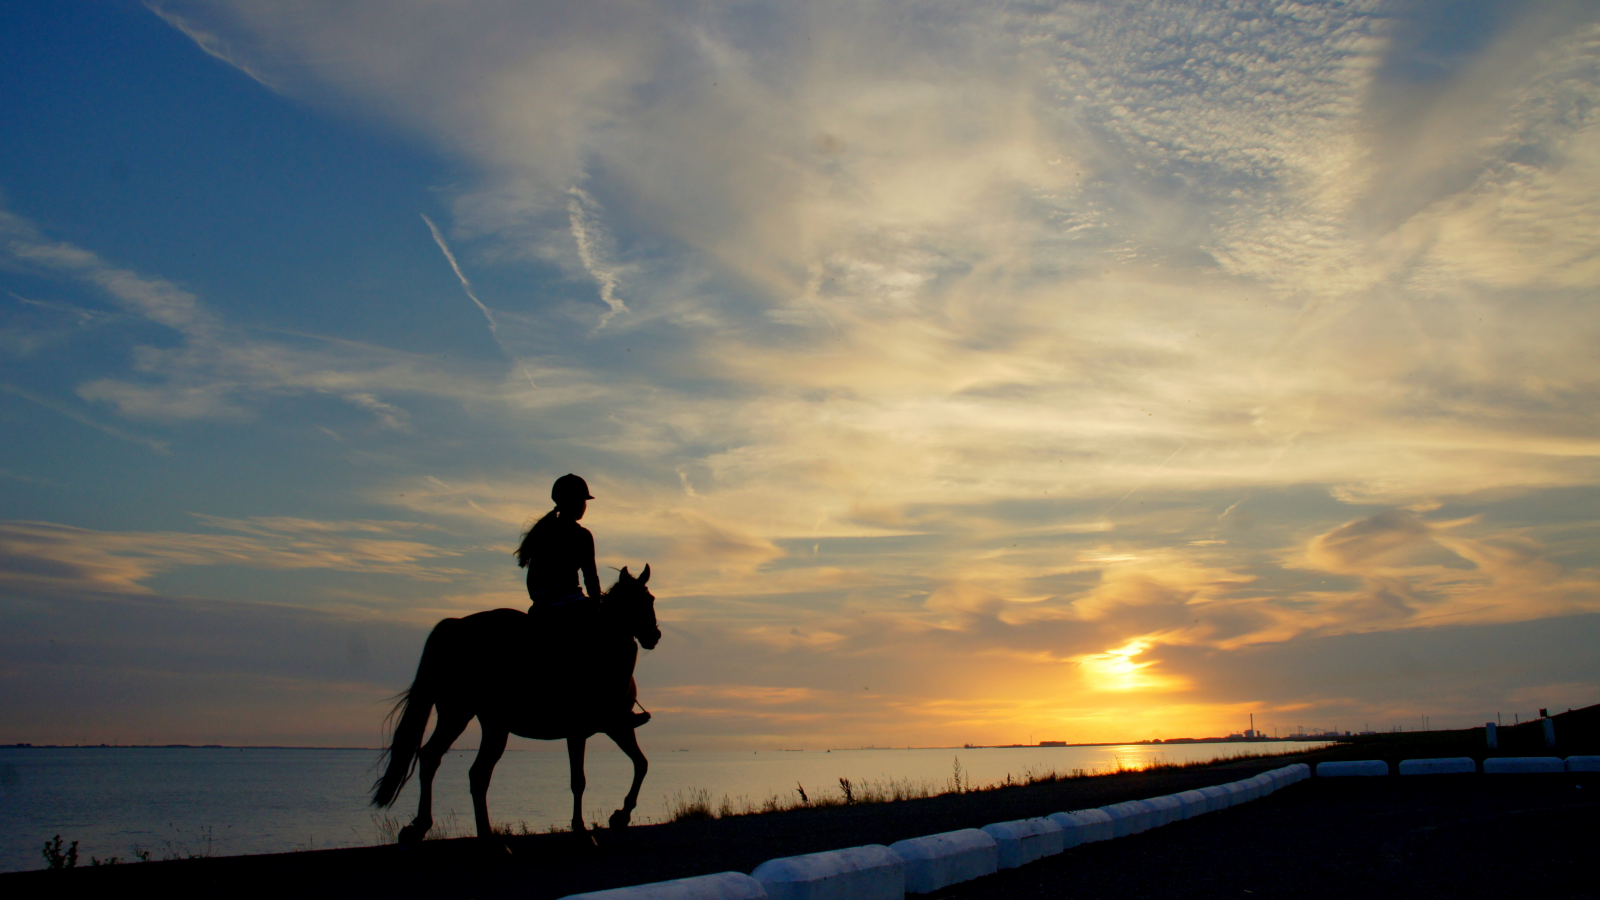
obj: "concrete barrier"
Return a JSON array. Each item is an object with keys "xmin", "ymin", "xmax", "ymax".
[
  {"xmin": 888, "ymin": 829, "xmax": 997, "ymax": 894},
  {"xmin": 1196, "ymin": 784, "xmax": 1232, "ymax": 812},
  {"xmin": 1101, "ymin": 799, "xmax": 1159, "ymax": 837},
  {"xmin": 751, "ymin": 845, "xmax": 904, "ymax": 900},
  {"xmin": 1316, "ymin": 760, "xmax": 1389, "ymax": 777},
  {"xmin": 1483, "ymin": 757, "xmax": 1565, "ymax": 774},
  {"xmin": 1173, "ymin": 789, "xmax": 1209, "ymax": 819},
  {"xmin": 1566, "ymin": 756, "xmax": 1600, "ymax": 773},
  {"xmin": 1398, "ymin": 757, "xmax": 1476, "ymax": 776},
  {"xmin": 1143, "ymin": 794, "xmax": 1184, "ymax": 827},
  {"xmin": 980, "ymin": 817, "xmax": 1064, "ymax": 869},
  {"xmin": 1047, "ymin": 808, "xmax": 1114, "ymax": 844},
  {"xmin": 562, "ymin": 872, "xmax": 768, "ymax": 900},
  {"xmin": 1224, "ymin": 780, "xmax": 1256, "ymax": 805}
]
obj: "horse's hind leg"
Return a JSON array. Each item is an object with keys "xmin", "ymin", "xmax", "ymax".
[
  {"xmin": 469, "ymin": 724, "xmax": 508, "ymax": 840},
  {"xmin": 566, "ymin": 734, "xmax": 593, "ymax": 838},
  {"xmin": 604, "ymin": 727, "xmax": 649, "ymax": 830},
  {"xmin": 402, "ymin": 706, "xmax": 471, "ymax": 844}
]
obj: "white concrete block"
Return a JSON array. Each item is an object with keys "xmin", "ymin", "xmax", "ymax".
[
  {"xmin": 980, "ymin": 817, "xmax": 1064, "ymax": 869},
  {"xmin": 1173, "ymin": 789, "xmax": 1209, "ymax": 819},
  {"xmin": 1566, "ymin": 756, "xmax": 1600, "ymax": 773},
  {"xmin": 1100, "ymin": 799, "xmax": 1157, "ymax": 837},
  {"xmin": 1143, "ymin": 795, "xmax": 1184, "ymax": 827},
  {"xmin": 1047, "ymin": 808, "xmax": 1114, "ymax": 844},
  {"xmin": 1398, "ymin": 757, "xmax": 1476, "ymax": 776},
  {"xmin": 1291, "ymin": 763, "xmax": 1312, "ymax": 782},
  {"xmin": 562, "ymin": 872, "xmax": 768, "ymax": 900},
  {"xmin": 752, "ymin": 845, "xmax": 904, "ymax": 900},
  {"xmin": 1316, "ymin": 760, "xmax": 1388, "ymax": 777},
  {"xmin": 1483, "ymin": 757, "xmax": 1565, "ymax": 774},
  {"xmin": 1196, "ymin": 784, "xmax": 1232, "ymax": 812},
  {"xmin": 1224, "ymin": 780, "xmax": 1256, "ymax": 805},
  {"xmin": 889, "ymin": 829, "xmax": 997, "ymax": 894}
]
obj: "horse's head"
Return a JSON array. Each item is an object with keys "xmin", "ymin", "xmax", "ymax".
[{"xmin": 607, "ymin": 564, "xmax": 660, "ymax": 650}]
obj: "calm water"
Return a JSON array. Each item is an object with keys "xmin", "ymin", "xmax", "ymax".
[{"xmin": 0, "ymin": 741, "xmax": 1327, "ymax": 872}]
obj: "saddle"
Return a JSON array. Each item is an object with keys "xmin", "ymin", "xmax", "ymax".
[{"xmin": 517, "ymin": 600, "xmax": 640, "ymax": 733}]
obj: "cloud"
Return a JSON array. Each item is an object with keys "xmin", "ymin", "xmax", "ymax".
[
  {"xmin": 6, "ymin": 0, "xmax": 1586, "ymax": 747},
  {"xmin": 566, "ymin": 187, "xmax": 629, "ymax": 328},
  {"xmin": 1, "ymin": 203, "xmax": 539, "ymax": 428},
  {"xmin": 0, "ymin": 518, "xmax": 472, "ymax": 596},
  {"xmin": 1306, "ymin": 509, "xmax": 1437, "ymax": 573}
]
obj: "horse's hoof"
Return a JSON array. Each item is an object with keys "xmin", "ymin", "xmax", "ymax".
[
  {"xmin": 571, "ymin": 828, "xmax": 599, "ymax": 849},
  {"xmin": 608, "ymin": 809, "xmax": 631, "ymax": 831},
  {"xmin": 397, "ymin": 823, "xmax": 428, "ymax": 846}
]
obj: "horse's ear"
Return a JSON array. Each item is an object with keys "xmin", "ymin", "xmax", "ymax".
[
  {"xmin": 619, "ymin": 566, "xmax": 631, "ymax": 581},
  {"xmin": 639, "ymin": 564, "xmax": 650, "ymax": 585}
]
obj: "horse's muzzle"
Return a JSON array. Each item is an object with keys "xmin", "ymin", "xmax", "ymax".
[{"xmin": 640, "ymin": 629, "xmax": 661, "ymax": 650}]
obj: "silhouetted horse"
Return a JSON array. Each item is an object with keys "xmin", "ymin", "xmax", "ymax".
[{"xmin": 371, "ymin": 565, "xmax": 659, "ymax": 842}]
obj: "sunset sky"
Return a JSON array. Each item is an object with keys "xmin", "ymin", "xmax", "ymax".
[{"xmin": 3, "ymin": 0, "xmax": 1598, "ymax": 750}]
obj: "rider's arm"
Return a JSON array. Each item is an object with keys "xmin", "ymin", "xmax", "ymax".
[{"xmin": 579, "ymin": 527, "xmax": 601, "ymax": 600}]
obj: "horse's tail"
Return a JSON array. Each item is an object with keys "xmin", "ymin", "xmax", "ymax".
[{"xmin": 370, "ymin": 619, "xmax": 457, "ymax": 808}]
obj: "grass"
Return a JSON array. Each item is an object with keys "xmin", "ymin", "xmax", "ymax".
[
  {"xmin": 369, "ymin": 809, "xmax": 571, "ymax": 844},
  {"xmin": 38, "ymin": 824, "xmax": 222, "ymax": 869},
  {"xmin": 661, "ymin": 746, "xmax": 1311, "ymax": 824}
]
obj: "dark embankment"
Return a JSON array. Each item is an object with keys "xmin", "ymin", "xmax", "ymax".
[
  {"xmin": 7, "ymin": 710, "xmax": 1597, "ymax": 900},
  {"xmin": 928, "ymin": 773, "xmax": 1599, "ymax": 899}
]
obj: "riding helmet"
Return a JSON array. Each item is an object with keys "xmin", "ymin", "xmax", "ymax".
[{"xmin": 552, "ymin": 473, "xmax": 594, "ymax": 503}]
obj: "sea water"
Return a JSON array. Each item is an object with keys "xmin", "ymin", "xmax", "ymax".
[{"xmin": 0, "ymin": 741, "xmax": 1328, "ymax": 872}]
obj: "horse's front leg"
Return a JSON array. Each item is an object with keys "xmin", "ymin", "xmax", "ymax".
[
  {"xmin": 604, "ymin": 727, "xmax": 648, "ymax": 830},
  {"xmin": 469, "ymin": 724, "xmax": 508, "ymax": 840},
  {"xmin": 567, "ymin": 734, "xmax": 592, "ymax": 837}
]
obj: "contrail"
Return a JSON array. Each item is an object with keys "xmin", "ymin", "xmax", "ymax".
[
  {"xmin": 420, "ymin": 214, "xmax": 499, "ymax": 336},
  {"xmin": 420, "ymin": 214, "xmax": 540, "ymax": 387},
  {"xmin": 1102, "ymin": 440, "xmax": 1189, "ymax": 520}
]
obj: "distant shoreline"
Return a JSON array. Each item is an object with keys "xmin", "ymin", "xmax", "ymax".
[{"xmin": 0, "ymin": 737, "xmax": 1338, "ymax": 752}]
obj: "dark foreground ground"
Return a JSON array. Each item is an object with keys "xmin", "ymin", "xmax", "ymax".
[{"xmin": 9, "ymin": 709, "xmax": 1599, "ymax": 900}]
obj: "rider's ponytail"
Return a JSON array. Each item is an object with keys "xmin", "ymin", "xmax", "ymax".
[{"xmin": 515, "ymin": 507, "xmax": 560, "ymax": 568}]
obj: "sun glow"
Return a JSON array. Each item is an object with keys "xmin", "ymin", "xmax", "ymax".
[{"xmin": 1078, "ymin": 639, "xmax": 1188, "ymax": 693}]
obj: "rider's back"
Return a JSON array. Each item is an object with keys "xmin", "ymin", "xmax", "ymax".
[{"xmin": 524, "ymin": 514, "xmax": 594, "ymax": 605}]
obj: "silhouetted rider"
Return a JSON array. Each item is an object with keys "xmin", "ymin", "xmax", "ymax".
[
  {"xmin": 517, "ymin": 473, "xmax": 650, "ymax": 730},
  {"xmin": 519, "ymin": 473, "xmax": 602, "ymax": 609}
]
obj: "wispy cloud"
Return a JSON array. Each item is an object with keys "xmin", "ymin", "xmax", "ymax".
[
  {"xmin": 0, "ymin": 383, "xmax": 168, "ymax": 453},
  {"xmin": 0, "ymin": 517, "xmax": 472, "ymax": 597},
  {"xmin": 566, "ymin": 187, "xmax": 628, "ymax": 328}
]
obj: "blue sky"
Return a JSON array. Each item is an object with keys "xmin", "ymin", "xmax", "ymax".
[{"xmin": 3, "ymin": 0, "xmax": 1598, "ymax": 749}]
